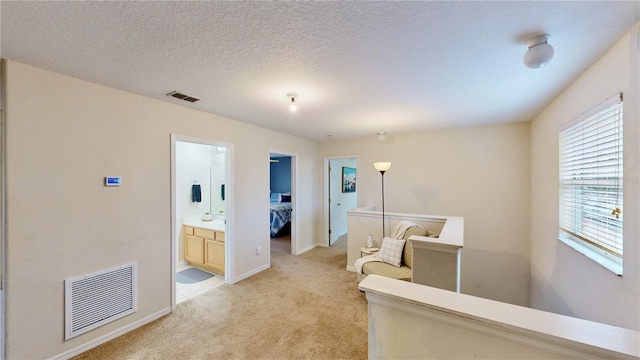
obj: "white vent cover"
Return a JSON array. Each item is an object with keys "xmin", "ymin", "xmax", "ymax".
[{"xmin": 65, "ymin": 263, "xmax": 137, "ymax": 340}]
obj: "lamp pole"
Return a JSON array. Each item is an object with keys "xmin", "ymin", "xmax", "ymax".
[
  {"xmin": 380, "ymin": 170, "xmax": 386, "ymax": 237},
  {"xmin": 373, "ymin": 162, "xmax": 391, "ymax": 238}
]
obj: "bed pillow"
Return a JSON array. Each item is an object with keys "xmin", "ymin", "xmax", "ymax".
[
  {"xmin": 279, "ymin": 192, "xmax": 291, "ymax": 202},
  {"xmin": 270, "ymin": 193, "xmax": 280, "ymax": 202},
  {"xmin": 280, "ymin": 194, "xmax": 291, "ymax": 202},
  {"xmin": 376, "ymin": 236, "xmax": 407, "ymax": 267}
]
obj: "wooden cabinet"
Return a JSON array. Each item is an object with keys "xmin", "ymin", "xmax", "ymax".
[
  {"xmin": 184, "ymin": 225, "xmax": 225, "ymax": 274},
  {"xmin": 185, "ymin": 229, "xmax": 204, "ymax": 264},
  {"xmin": 205, "ymin": 240, "xmax": 224, "ymax": 272}
]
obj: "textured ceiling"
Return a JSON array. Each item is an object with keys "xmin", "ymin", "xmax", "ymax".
[{"xmin": 1, "ymin": 1, "xmax": 638, "ymax": 142}]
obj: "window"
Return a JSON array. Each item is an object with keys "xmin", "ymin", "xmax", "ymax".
[{"xmin": 559, "ymin": 94, "xmax": 623, "ymax": 274}]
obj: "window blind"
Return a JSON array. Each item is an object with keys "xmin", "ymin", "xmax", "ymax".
[{"xmin": 559, "ymin": 94, "xmax": 623, "ymax": 257}]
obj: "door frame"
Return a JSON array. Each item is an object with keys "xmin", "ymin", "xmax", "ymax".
[
  {"xmin": 0, "ymin": 107, "xmax": 6, "ymax": 359},
  {"xmin": 268, "ymin": 151, "xmax": 297, "ymax": 256},
  {"xmin": 170, "ymin": 134, "xmax": 233, "ymax": 311},
  {"xmin": 323, "ymin": 155, "xmax": 359, "ymax": 247}
]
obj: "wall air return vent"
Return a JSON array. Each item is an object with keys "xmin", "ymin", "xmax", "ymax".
[
  {"xmin": 167, "ymin": 91, "xmax": 200, "ymax": 103},
  {"xmin": 64, "ymin": 263, "xmax": 137, "ymax": 340}
]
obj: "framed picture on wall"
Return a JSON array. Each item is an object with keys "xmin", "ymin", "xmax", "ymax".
[{"xmin": 342, "ymin": 167, "xmax": 356, "ymax": 193}]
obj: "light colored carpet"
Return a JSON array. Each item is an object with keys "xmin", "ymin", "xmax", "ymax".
[
  {"xmin": 270, "ymin": 234, "xmax": 291, "ymax": 254},
  {"xmin": 72, "ymin": 235, "xmax": 368, "ymax": 360}
]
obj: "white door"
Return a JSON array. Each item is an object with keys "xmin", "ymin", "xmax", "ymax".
[
  {"xmin": 328, "ymin": 158, "xmax": 358, "ymax": 245},
  {"xmin": 329, "ymin": 161, "xmax": 341, "ymax": 245}
]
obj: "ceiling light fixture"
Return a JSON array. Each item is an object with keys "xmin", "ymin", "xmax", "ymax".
[
  {"xmin": 524, "ymin": 34, "xmax": 554, "ymax": 69},
  {"xmin": 377, "ymin": 131, "xmax": 386, "ymax": 141},
  {"xmin": 286, "ymin": 93, "xmax": 298, "ymax": 112}
]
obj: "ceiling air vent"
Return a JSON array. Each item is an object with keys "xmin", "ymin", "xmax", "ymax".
[{"xmin": 166, "ymin": 91, "xmax": 200, "ymax": 103}]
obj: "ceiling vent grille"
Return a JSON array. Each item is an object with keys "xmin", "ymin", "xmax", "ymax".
[
  {"xmin": 64, "ymin": 263, "xmax": 137, "ymax": 340},
  {"xmin": 167, "ymin": 91, "xmax": 200, "ymax": 103}
]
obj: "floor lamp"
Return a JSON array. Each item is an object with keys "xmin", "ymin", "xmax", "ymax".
[{"xmin": 373, "ymin": 162, "xmax": 391, "ymax": 237}]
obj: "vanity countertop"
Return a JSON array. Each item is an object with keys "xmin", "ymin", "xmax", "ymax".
[{"xmin": 183, "ymin": 216, "xmax": 225, "ymax": 232}]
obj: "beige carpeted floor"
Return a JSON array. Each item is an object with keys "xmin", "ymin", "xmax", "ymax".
[
  {"xmin": 270, "ymin": 234, "xmax": 291, "ymax": 254},
  {"xmin": 72, "ymin": 235, "xmax": 368, "ymax": 360}
]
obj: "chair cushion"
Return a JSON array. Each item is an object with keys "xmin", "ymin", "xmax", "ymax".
[
  {"xmin": 377, "ymin": 237, "xmax": 406, "ymax": 267},
  {"xmin": 362, "ymin": 262, "xmax": 412, "ymax": 281},
  {"xmin": 402, "ymin": 226, "xmax": 429, "ymax": 269}
]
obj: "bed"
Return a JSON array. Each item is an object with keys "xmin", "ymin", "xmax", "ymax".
[{"xmin": 270, "ymin": 193, "xmax": 292, "ymax": 237}]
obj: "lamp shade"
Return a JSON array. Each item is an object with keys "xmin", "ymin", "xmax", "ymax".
[
  {"xmin": 524, "ymin": 34, "xmax": 554, "ymax": 69},
  {"xmin": 373, "ymin": 162, "xmax": 391, "ymax": 172}
]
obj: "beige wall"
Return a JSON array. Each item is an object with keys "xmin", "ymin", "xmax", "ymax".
[
  {"xmin": 319, "ymin": 122, "xmax": 531, "ymax": 306},
  {"xmin": 2, "ymin": 60, "xmax": 319, "ymax": 358},
  {"xmin": 530, "ymin": 25, "xmax": 640, "ymax": 330}
]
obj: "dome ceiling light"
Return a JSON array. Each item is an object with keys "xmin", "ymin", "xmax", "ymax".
[
  {"xmin": 524, "ymin": 34, "xmax": 554, "ymax": 69},
  {"xmin": 286, "ymin": 93, "xmax": 298, "ymax": 112}
]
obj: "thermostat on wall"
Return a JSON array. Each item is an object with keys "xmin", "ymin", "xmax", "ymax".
[{"xmin": 105, "ymin": 176, "xmax": 122, "ymax": 187}]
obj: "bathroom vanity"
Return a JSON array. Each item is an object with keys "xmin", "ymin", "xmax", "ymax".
[{"xmin": 183, "ymin": 217, "xmax": 225, "ymax": 275}]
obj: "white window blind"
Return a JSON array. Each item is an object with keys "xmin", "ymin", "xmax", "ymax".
[{"xmin": 559, "ymin": 94, "xmax": 623, "ymax": 258}]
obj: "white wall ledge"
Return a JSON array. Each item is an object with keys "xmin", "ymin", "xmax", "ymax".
[
  {"xmin": 359, "ymin": 275, "xmax": 640, "ymax": 359},
  {"xmin": 347, "ymin": 208, "xmax": 449, "ymax": 225},
  {"xmin": 409, "ymin": 233, "xmax": 463, "ymax": 292},
  {"xmin": 346, "ymin": 209, "xmax": 463, "ymax": 273},
  {"xmin": 409, "ymin": 234, "xmax": 462, "ymax": 252}
]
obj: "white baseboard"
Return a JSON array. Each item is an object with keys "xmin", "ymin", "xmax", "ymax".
[
  {"xmin": 330, "ymin": 232, "xmax": 347, "ymax": 246},
  {"xmin": 51, "ymin": 307, "xmax": 172, "ymax": 360},
  {"xmin": 232, "ymin": 263, "xmax": 270, "ymax": 284},
  {"xmin": 295, "ymin": 243, "xmax": 318, "ymax": 255},
  {"xmin": 346, "ymin": 265, "xmax": 356, "ymax": 273}
]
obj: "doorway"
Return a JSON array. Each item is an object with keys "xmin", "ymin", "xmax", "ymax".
[
  {"xmin": 171, "ymin": 135, "xmax": 231, "ymax": 310},
  {"xmin": 0, "ymin": 108, "xmax": 5, "ymax": 358},
  {"xmin": 269, "ymin": 152, "xmax": 296, "ymax": 255},
  {"xmin": 325, "ymin": 157, "xmax": 358, "ymax": 246}
]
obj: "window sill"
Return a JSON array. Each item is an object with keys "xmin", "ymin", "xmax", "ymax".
[{"xmin": 558, "ymin": 235, "xmax": 623, "ymax": 276}]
